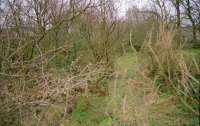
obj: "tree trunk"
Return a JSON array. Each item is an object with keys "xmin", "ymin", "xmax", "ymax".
[
  {"xmin": 176, "ymin": 0, "xmax": 181, "ymax": 28},
  {"xmin": 191, "ymin": 21, "xmax": 197, "ymax": 41},
  {"xmin": 186, "ymin": 0, "xmax": 197, "ymax": 41}
]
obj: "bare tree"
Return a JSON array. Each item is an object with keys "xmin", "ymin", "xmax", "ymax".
[
  {"xmin": 151, "ymin": 0, "xmax": 169, "ymax": 22},
  {"xmin": 78, "ymin": 0, "xmax": 117, "ymax": 64},
  {"xmin": 169, "ymin": 0, "xmax": 181, "ymax": 27},
  {"xmin": 182, "ymin": 0, "xmax": 198, "ymax": 41}
]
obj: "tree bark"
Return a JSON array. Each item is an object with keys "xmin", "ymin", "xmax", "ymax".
[
  {"xmin": 185, "ymin": 0, "xmax": 197, "ymax": 41},
  {"xmin": 175, "ymin": 0, "xmax": 181, "ymax": 28}
]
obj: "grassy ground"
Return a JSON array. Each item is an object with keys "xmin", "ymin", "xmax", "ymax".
[
  {"xmin": 69, "ymin": 53, "xmax": 138, "ymax": 126},
  {"xmin": 9, "ymin": 49, "xmax": 198, "ymax": 126},
  {"xmin": 70, "ymin": 49, "xmax": 199, "ymax": 126}
]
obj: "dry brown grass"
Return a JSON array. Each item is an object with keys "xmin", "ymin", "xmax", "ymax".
[
  {"xmin": 107, "ymin": 23, "xmax": 199, "ymax": 126},
  {"xmin": 142, "ymin": 24, "xmax": 199, "ymax": 115}
]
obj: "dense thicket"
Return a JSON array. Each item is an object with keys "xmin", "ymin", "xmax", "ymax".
[{"xmin": 0, "ymin": 0, "xmax": 199, "ymax": 125}]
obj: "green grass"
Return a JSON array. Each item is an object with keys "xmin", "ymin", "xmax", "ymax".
[
  {"xmin": 70, "ymin": 50, "xmax": 199, "ymax": 126},
  {"xmin": 71, "ymin": 95, "xmax": 110, "ymax": 126},
  {"xmin": 182, "ymin": 48, "xmax": 200, "ymax": 61},
  {"xmin": 70, "ymin": 53, "xmax": 138, "ymax": 126},
  {"xmin": 114, "ymin": 53, "xmax": 138, "ymax": 72}
]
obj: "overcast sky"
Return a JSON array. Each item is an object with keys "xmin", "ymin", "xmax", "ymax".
[{"xmin": 117, "ymin": 0, "xmax": 149, "ymax": 17}]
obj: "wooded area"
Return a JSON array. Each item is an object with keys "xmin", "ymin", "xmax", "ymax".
[{"xmin": 0, "ymin": 0, "xmax": 199, "ymax": 125}]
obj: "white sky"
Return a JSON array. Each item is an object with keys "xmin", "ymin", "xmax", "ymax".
[{"xmin": 117, "ymin": 0, "xmax": 149, "ymax": 17}]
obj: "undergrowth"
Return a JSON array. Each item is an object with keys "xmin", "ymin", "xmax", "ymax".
[{"xmin": 0, "ymin": 24, "xmax": 199, "ymax": 126}]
